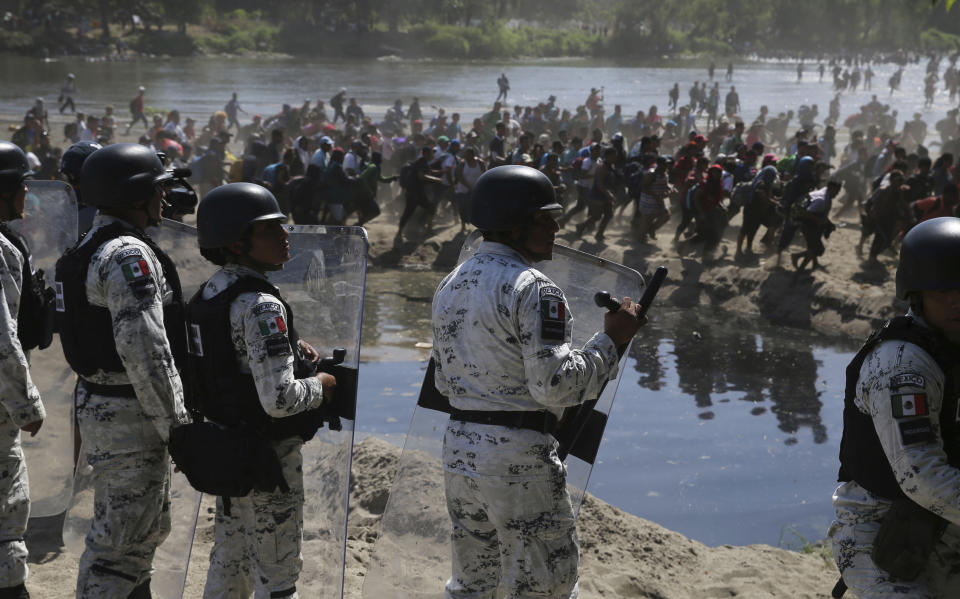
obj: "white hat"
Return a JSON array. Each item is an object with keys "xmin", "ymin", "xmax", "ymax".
[
  {"xmin": 67, "ymin": 73, "xmax": 75, "ymax": 79},
  {"xmin": 25, "ymin": 151, "xmax": 41, "ymax": 170},
  {"xmin": 138, "ymin": 85, "xmax": 146, "ymax": 92}
]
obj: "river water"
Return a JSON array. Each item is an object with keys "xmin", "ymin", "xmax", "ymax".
[
  {"xmin": 1, "ymin": 55, "xmax": 956, "ymax": 134},
  {"xmin": 2, "ymin": 53, "xmax": 903, "ymax": 548},
  {"xmin": 358, "ymin": 269, "xmax": 859, "ymax": 548}
]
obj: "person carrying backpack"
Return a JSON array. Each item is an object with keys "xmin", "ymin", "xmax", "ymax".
[
  {"xmin": 124, "ymin": 86, "xmax": 148, "ymax": 135},
  {"xmin": 557, "ymin": 143, "xmax": 599, "ymax": 228},
  {"xmin": 395, "ymin": 146, "xmax": 443, "ymax": 246},
  {"xmin": 634, "ymin": 156, "xmax": 673, "ymax": 242}
]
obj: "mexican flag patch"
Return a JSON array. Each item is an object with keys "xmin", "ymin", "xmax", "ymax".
[
  {"xmin": 258, "ymin": 315, "xmax": 287, "ymax": 337},
  {"xmin": 542, "ymin": 298, "xmax": 565, "ymax": 321},
  {"xmin": 892, "ymin": 393, "xmax": 928, "ymax": 418},
  {"xmin": 121, "ymin": 259, "xmax": 149, "ymax": 281}
]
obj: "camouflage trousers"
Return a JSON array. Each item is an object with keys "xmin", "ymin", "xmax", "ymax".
[
  {"xmin": 0, "ymin": 429, "xmax": 29, "ymax": 588},
  {"xmin": 830, "ymin": 483, "xmax": 960, "ymax": 598},
  {"xmin": 442, "ymin": 422, "xmax": 579, "ymax": 599},
  {"xmin": 75, "ymin": 389, "xmax": 171, "ymax": 598},
  {"xmin": 203, "ymin": 437, "xmax": 303, "ymax": 599}
]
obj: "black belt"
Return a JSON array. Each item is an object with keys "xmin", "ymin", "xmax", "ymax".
[
  {"xmin": 79, "ymin": 379, "xmax": 136, "ymax": 397},
  {"xmin": 449, "ymin": 408, "xmax": 557, "ymax": 434}
]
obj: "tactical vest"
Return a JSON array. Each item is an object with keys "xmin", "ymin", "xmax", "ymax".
[
  {"xmin": 185, "ymin": 275, "xmax": 322, "ymax": 441},
  {"xmin": 54, "ymin": 222, "xmax": 188, "ymax": 378},
  {"xmin": 0, "ymin": 222, "xmax": 55, "ymax": 351},
  {"xmin": 838, "ymin": 316, "xmax": 960, "ymax": 499}
]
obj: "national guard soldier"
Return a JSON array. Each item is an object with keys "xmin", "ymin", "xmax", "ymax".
[
  {"xmin": 0, "ymin": 141, "xmax": 47, "ymax": 599},
  {"xmin": 59, "ymin": 140, "xmax": 103, "ymax": 236},
  {"xmin": 430, "ymin": 165, "xmax": 642, "ymax": 598},
  {"xmin": 830, "ymin": 216, "xmax": 960, "ymax": 597},
  {"xmin": 187, "ymin": 183, "xmax": 335, "ymax": 598},
  {"xmin": 54, "ymin": 143, "xmax": 190, "ymax": 598}
]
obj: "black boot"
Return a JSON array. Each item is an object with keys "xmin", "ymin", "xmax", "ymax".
[
  {"xmin": 0, "ymin": 583, "xmax": 29, "ymax": 599},
  {"xmin": 127, "ymin": 579, "xmax": 151, "ymax": 599}
]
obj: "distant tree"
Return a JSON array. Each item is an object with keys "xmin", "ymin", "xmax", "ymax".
[
  {"xmin": 92, "ymin": 0, "xmax": 119, "ymax": 41},
  {"xmin": 612, "ymin": 0, "xmax": 676, "ymax": 49},
  {"xmin": 163, "ymin": 0, "xmax": 205, "ymax": 34}
]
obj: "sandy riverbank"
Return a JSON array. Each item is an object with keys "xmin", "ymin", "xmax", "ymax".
[{"xmin": 25, "ymin": 437, "xmax": 844, "ymax": 598}]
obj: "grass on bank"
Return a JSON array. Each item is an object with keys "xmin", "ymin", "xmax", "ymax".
[{"xmin": 778, "ymin": 526, "xmax": 833, "ymax": 567}]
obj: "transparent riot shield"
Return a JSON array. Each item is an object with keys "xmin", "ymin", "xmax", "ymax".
[
  {"xmin": 63, "ymin": 455, "xmax": 202, "ymax": 597},
  {"xmin": 62, "ymin": 219, "xmax": 211, "ymax": 598},
  {"xmin": 268, "ymin": 224, "xmax": 367, "ymax": 597},
  {"xmin": 362, "ymin": 230, "xmax": 644, "ymax": 599},
  {"xmin": 14, "ymin": 180, "xmax": 79, "ymax": 517}
]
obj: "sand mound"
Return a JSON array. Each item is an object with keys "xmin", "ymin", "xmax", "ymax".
[{"xmin": 26, "ymin": 437, "xmax": 842, "ymax": 598}]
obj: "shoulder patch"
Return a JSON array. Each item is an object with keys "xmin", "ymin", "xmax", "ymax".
[
  {"xmin": 890, "ymin": 373, "xmax": 925, "ymax": 390},
  {"xmin": 120, "ymin": 258, "xmax": 150, "ymax": 282},
  {"xmin": 257, "ymin": 314, "xmax": 287, "ymax": 337},
  {"xmin": 114, "ymin": 247, "xmax": 144, "ymax": 264},
  {"xmin": 539, "ymin": 285, "xmax": 565, "ymax": 301},
  {"xmin": 252, "ymin": 302, "xmax": 283, "ymax": 316},
  {"xmin": 539, "ymin": 285, "xmax": 567, "ymax": 343},
  {"xmin": 898, "ymin": 418, "xmax": 935, "ymax": 446},
  {"xmin": 892, "ymin": 393, "xmax": 928, "ymax": 418},
  {"xmin": 264, "ymin": 336, "xmax": 291, "ymax": 357},
  {"xmin": 127, "ymin": 277, "xmax": 156, "ymax": 299}
]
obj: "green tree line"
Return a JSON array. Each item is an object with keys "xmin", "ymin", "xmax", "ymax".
[{"xmin": 1, "ymin": 0, "xmax": 958, "ymax": 57}]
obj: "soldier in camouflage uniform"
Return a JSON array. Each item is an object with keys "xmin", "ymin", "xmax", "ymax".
[
  {"xmin": 189, "ymin": 183, "xmax": 335, "ymax": 599},
  {"xmin": 0, "ymin": 142, "xmax": 45, "ymax": 599},
  {"xmin": 54, "ymin": 143, "xmax": 189, "ymax": 598},
  {"xmin": 58, "ymin": 140, "xmax": 103, "ymax": 237},
  {"xmin": 431, "ymin": 165, "xmax": 642, "ymax": 599},
  {"xmin": 829, "ymin": 217, "xmax": 960, "ymax": 598}
]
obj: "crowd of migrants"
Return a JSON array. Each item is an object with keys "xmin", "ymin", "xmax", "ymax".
[{"xmin": 9, "ymin": 53, "xmax": 960, "ymax": 271}]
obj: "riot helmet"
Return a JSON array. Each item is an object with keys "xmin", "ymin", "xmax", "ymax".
[
  {"xmin": 197, "ymin": 182, "xmax": 286, "ymax": 249},
  {"xmin": 59, "ymin": 141, "xmax": 102, "ymax": 185},
  {"xmin": 470, "ymin": 165, "xmax": 562, "ymax": 231},
  {"xmin": 80, "ymin": 143, "xmax": 171, "ymax": 208},
  {"xmin": 896, "ymin": 216, "xmax": 960, "ymax": 299},
  {"xmin": 0, "ymin": 141, "xmax": 33, "ymax": 195}
]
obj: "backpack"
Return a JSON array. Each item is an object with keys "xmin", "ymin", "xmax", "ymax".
[
  {"xmin": 228, "ymin": 159, "xmax": 244, "ymax": 183},
  {"xmin": 623, "ymin": 162, "xmax": 644, "ymax": 198},
  {"xmin": 129, "ymin": 98, "xmax": 138, "ymax": 114},
  {"xmin": 864, "ymin": 185, "xmax": 884, "ymax": 217},
  {"xmin": 430, "ymin": 151, "xmax": 450, "ymax": 171},
  {"xmin": 398, "ymin": 161, "xmax": 414, "ymax": 189}
]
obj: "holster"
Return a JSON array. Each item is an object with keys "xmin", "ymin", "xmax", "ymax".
[
  {"xmin": 168, "ymin": 422, "xmax": 289, "ymax": 499},
  {"xmin": 872, "ymin": 498, "xmax": 948, "ymax": 581}
]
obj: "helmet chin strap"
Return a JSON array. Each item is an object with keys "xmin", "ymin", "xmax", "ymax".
[
  {"xmin": 139, "ymin": 200, "xmax": 161, "ymax": 228},
  {"xmin": 0, "ymin": 195, "xmax": 23, "ymax": 221},
  {"xmin": 505, "ymin": 225, "xmax": 552, "ymax": 263}
]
